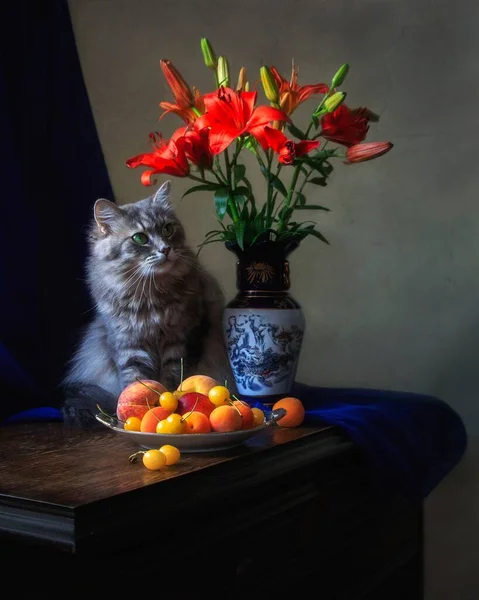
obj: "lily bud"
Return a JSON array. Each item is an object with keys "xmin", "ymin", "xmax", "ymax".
[
  {"xmin": 244, "ymin": 81, "xmax": 250, "ymax": 92},
  {"xmin": 346, "ymin": 142, "xmax": 393, "ymax": 163},
  {"xmin": 236, "ymin": 67, "xmax": 247, "ymax": 91},
  {"xmin": 331, "ymin": 63, "xmax": 349, "ymax": 88},
  {"xmin": 160, "ymin": 59, "xmax": 194, "ymax": 109},
  {"xmin": 323, "ymin": 91, "xmax": 346, "ymax": 113},
  {"xmin": 200, "ymin": 38, "xmax": 217, "ymax": 70},
  {"xmin": 260, "ymin": 65, "xmax": 280, "ymax": 104},
  {"xmin": 217, "ymin": 56, "xmax": 230, "ymax": 87}
]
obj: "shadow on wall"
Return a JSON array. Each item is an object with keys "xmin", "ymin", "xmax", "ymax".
[{"xmin": 430, "ymin": 315, "xmax": 479, "ymax": 435}]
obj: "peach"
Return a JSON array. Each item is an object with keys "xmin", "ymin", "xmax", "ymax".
[
  {"xmin": 140, "ymin": 406, "xmax": 172, "ymax": 433},
  {"xmin": 209, "ymin": 405, "xmax": 243, "ymax": 433},
  {"xmin": 232, "ymin": 400, "xmax": 254, "ymax": 430},
  {"xmin": 182, "ymin": 411, "xmax": 212, "ymax": 434},
  {"xmin": 116, "ymin": 379, "xmax": 167, "ymax": 422},
  {"xmin": 176, "ymin": 392, "xmax": 216, "ymax": 418},
  {"xmin": 178, "ymin": 375, "xmax": 219, "ymax": 397}
]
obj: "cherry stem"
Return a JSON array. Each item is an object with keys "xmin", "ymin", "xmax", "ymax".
[
  {"xmin": 179, "ymin": 357, "xmax": 184, "ymax": 391},
  {"xmin": 232, "ymin": 394, "xmax": 247, "ymax": 406},
  {"xmin": 96, "ymin": 403, "xmax": 123, "ymax": 424},
  {"xmin": 129, "ymin": 450, "xmax": 146, "ymax": 463},
  {"xmin": 135, "ymin": 377, "xmax": 162, "ymax": 397},
  {"xmin": 227, "ymin": 397, "xmax": 242, "ymax": 416},
  {"xmin": 181, "ymin": 396, "xmax": 200, "ymax": 422}
]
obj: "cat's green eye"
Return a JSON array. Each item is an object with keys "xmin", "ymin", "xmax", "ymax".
[
  {"xmin": 162, "ymin": 223, "xmax": 174, "ymax": 238},
  {"xmin": 132, "ymin": 232, "xmax": 149, "ymax": 245}
]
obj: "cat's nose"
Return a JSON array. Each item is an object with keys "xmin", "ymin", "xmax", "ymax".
[{"xmin": 159, "ymin": 246, "xmax": 171, "ymax": 257}]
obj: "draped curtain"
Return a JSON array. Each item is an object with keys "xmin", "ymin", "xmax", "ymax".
[{"xmin": 0, "ymin": 0, "xmax": 114, "ymax": 420}]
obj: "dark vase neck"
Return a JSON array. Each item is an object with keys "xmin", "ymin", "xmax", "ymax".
[{"xmin": 225, "ymin": 240, "xmax": 299, "ymax": 293}]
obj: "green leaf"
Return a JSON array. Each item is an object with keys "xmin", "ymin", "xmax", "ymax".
[
  {"xmin": 242, "ymin": 176, "xmax": 254, "ymax": 198},
  {"xmin": 278, "ymin": 206, "xmax": 294, "ymax": 223},
  {"xmin": 203, "ymin": 229, "xmax": 226, "ymax": 238},
  {"xmin": 214, "ymin": 188, "xmax": 229, "ymax": 221},
  {"xmin": 299, "ymin": 166, "xmax": 309, "ymax": 177},
  {"xmin": 323, "ymin": 161, "xmax": 334, "ymax": 175},
  {"xmin": 308, "ymin": 177, "xmax": 327, "ymax": 186},
  {"xmin": 233, "ymin": 186, "xmax": 250, "ymax": 200},
  {"xmin": 234, "ymin": 164, "xmax": 246, "ymax": 185},
  {"xmin": 295, "ymin": 204, "xmax": 331, "ymax": 211},
  {"xmin": 249, "ymin": 199, "xmax": 257, "ymax": 221},
  {"xmin": 182, "ymin": 183, "xmax": 221, "ymax": 198},
  {"xmin": 252, "ymin": 228, "xmax": 277, "ymax": 244},
  {"xmin": 260, "ymin": 166, "xmax": 288, "ymax": 197},
  {"xmin": 305, "ymin": 228, "xmax": 330, "ymax": 244},
  {"xmin": 287, "ymin": 123, "xmax": 307, "ymax": 140},
  {"xmin": 235, "ymin": 221, "xmax": 246, "ymax": 250},
  {"xmin": 240, "ymin": 199, "xmax": 249, "ymax": 221},
  {"xmin": 294, "ymin": 192, "xmax": 306, "ymax": 207}
]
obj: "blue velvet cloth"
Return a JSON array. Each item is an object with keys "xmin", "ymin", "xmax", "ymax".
[
  {"xmin": 0, "ymin": 0, "xmax": 114, "ymax": 422},
  {"xmin": 2, "ymin": 381, "xmax": 467, "ymax": 501}
]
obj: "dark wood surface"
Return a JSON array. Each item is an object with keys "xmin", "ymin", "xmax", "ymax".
[{"xmin": 0, "ymin": 420, "xmax": 423, "ymax": 599}]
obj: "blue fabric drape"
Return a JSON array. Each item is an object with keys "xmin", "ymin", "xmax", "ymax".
[
  {"xmin": 253, "ymin": 382, "xmax": 468, "ymax": 500},
  {"xmin": 0, "ymin": 0, "xmax": 114, "ymax": 420}
]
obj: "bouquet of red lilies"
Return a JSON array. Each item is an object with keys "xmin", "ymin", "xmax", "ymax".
[{"xmin": 126, "ymin": 38, "xmax": 393, "ymax": 250}]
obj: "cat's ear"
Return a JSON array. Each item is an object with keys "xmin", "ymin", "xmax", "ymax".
[
  {"xmin": 94, "ymin": 199, "xmax": 122, "ymax": 234},
  {"xmin": 152, "ymin": 180, "xmax": 172, "ymax": 209}
]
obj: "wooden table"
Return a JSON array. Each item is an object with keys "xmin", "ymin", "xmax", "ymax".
[{"xmin": 0, "ymin": 420, "xmax": 423, "ymax": 599}]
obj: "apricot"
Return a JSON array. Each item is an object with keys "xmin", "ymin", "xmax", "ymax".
[
  {"xmin": 140, "ymin": 406, "xmax": 172, "ymax": 433},
  {"xmin": 116, "ymin": 379, "xmax": 167, "ymax": 422},
  {"xmin": 178, "ymin": 375, "xmax": 219, "ymax": 397},
  {"xmin": 182, "ymin": 410, "xmax": 212, "ymax": 434},
  {"xmin": 209, "ymin": 405, "xmax": 242, "ymax": 433},
  {"xmin": 232, "ymin": 400, "xmax": 254, "ymax": 430},
  {"xmin": 272, "ymin": 397, "xmax": 305, "ymax": 428}
]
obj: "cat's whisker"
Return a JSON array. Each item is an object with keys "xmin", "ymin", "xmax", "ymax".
[
  {"xmin": 122, "ymin": 263, "xmax": 143, "ymax": 277},
  {"xmin": 123, "ymin": 263, "xmax": 144, "ymax": 281},
  {"xmin": 121, "ymin": 269, "xmax": 143, "ymax": 292},
  {"xmin": 152, "ymin": 274, "xmax": 161, "ymax": 294},
  {"xmin": 176, "ymin": 253, "xmax": 199, "ymax": 268},
  {"xmin": 123, "ymin": 269, "xmax": 145, "ymax": 296}
]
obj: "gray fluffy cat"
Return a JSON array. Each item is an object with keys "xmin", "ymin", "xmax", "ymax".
[{"xmin": 62, "ymin": 180, "xmax": 232, "ymax": 426}]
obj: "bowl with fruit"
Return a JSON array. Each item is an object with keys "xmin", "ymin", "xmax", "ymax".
[{"xmin": 94, "ymin": 374, "xmax": 293, "ymax": 452}]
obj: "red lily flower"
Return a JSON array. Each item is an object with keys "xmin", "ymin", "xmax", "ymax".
[
  {"xmin": 159, "ymin": 59, "xmax": 204, "ymax": 123},
  {"xmin": 270, "ymin": 64, "xmax": 329, "ymax": 116},
  {"xmin": 320, "ymin": 105, "xmax": 372, "ymax": 147},
  {"xmin": 346, "ymin": 141, "xmax": 393, "ymax": 163},
  {"xmin": 194, "ymin": 87, "xmax": 290, "ymax": 155},
  {"xmin": 259, "ymin": 126, "xmax": 320, "ymax": 165},
  {"xmin": 178, "ymin": 126, "xmax": 213, "ymax": 170},
  {"xmin": 125, "ymin": 131, "xmax": 190, "ymax": 184}
]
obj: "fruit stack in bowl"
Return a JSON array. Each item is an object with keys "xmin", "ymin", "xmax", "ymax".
[{"xmin": 116, "ymin": 374, "xmax": 267, "ymax": 435}]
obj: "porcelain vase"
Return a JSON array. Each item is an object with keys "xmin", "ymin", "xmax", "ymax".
[{"xmin": 223, "ymin": 239, "xmax": 305, "ymax": 406}]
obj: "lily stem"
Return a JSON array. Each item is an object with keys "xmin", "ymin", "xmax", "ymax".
[{"xmin": 224, "ymin": 148, "xmax": 240, "ymax": 223}]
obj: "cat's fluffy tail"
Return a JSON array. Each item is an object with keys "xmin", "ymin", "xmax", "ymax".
[{"xmin": 61, "ymin": 383, "xmax": 118, "ymax": 429}]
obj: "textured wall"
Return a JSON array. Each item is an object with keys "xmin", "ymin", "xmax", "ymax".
[{"xmin": 68, "ymin": 1, "xmax": 479, "ymax": 597}]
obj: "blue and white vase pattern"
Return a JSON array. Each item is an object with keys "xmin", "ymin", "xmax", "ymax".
[{"xmin": 223, "ymin": 309, "xmax": 305, "ymax": 396}]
